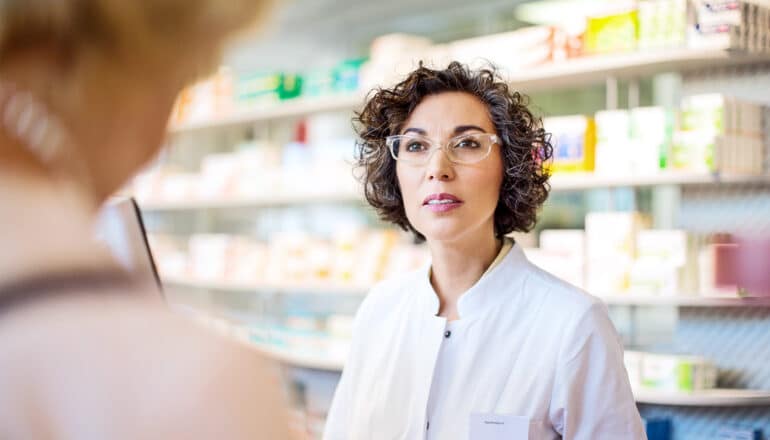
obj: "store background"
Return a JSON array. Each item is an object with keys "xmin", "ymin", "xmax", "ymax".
[{"xmin": 130, "ymin": 0, "xmax": 770, "ymax": 438}]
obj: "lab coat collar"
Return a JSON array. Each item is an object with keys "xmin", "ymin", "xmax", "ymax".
[{"xmin": 420, "ymin": 240, "xmax": 531, "ymax": 320}]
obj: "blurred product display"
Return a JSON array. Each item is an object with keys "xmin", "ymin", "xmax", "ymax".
[{"xmin": 133, "ymin": 1, "xmax": 770, "ymax": 438}]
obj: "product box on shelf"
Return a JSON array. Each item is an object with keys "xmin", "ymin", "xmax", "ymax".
[
  {"xmin": 585, "ymin": 212, "xmax": 649, "ymax": 294},
  {"xmin": 171, "ymin": 67, "xmax": 234, "ymax": 126},
  {"xmin": 638, "ymin": 0, "xmax": 687, "ymax": 50},
  {"xmin": 584, "ymin": 8, "xmax": 640, "ymax": 54},
  {"xmin": 449, "ymin": 26, "xmax": 556, "ymax": 72},
  {"xmin": 644, "ymin": 418, "xmax": 672, "ymax": 440},
  {"xmin": 543, "ymin": 115, "xmax": 596, "ymax": 174},
  {"xmin": 526, "ymin": 230, "xmax": 586, "ymax": 289},
  {"xmin": 630, "ymin": 106, "xmax": 675, "ymax": 173},
  {"xmin": 235, "ymin": 72, "xmax": 283, "ymax": 106},
  {"xmin": 688, "ymin": 0, "xmax": 770, "ymax": 52},
  {"xmin": 630, "ymin": 230, "xmax": 688, "ymax": 295},
  {"xmin": 626, "ymin": 350, "xmax": 718, "ymax": 392},
  {"xmin": 594, "ymin": 110, "xmax": 632, "ymax": 176},
  {"xmin": 642, "ymin": 353, "xmax": 718, "ymax": 392},
  {"xmin": 334, "ymin": 58, "xmax": 367, "ymax": 94},
  {"xmin": 674, "ymin": 93, "xmax": 768, "ymax": 175}
]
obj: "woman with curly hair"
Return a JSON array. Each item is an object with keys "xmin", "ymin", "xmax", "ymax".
[{"xmin": 324, "ymin": 62, "xmax": 644, "ymax": 440}]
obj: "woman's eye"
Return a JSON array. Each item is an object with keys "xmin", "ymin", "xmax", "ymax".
[
  {"xmin": 406, "ymin": 142, "xmax": 427, "ymax": 152},
  {"xmin": 456, "ymin": 139, "xmax": 480, "ymax": 149}
]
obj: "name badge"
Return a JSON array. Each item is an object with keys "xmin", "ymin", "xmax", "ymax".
[{"xmin": 469, "ymin": 413, "xmax": 529, "ymax": 440}]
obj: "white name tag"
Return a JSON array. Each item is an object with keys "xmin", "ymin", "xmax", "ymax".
[{"xmin": 469, "ymin": 413, "xmax": 529, "ymax": 440}]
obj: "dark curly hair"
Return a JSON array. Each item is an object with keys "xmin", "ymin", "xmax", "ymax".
[{"xmin": 354, "ymin": 61, "xmax": 553, "ymax": 241}]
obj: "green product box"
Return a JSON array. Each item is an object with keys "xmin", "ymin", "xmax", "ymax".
[
  {"xmin": 303, "ymin": 69, "xmax": 336, "ymax": 98},
  {"xmin": 279, "ymin": 74, "xmax": 302, "ymax": 101},
  {"xmin": 334, "ymin": 58, "xmax": 367, "ymax": 94},
  {"xmin": 235, "ymin": 72, "xmax": 282, "ymax": 106}
]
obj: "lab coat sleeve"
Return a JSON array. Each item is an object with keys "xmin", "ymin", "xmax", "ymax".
[
  {"xmin": 548, "ymin": 302, "xmax": 647, "ymax": 440},
  {"xmin": 323, "ymin": 354, "xmax": 354, "ymax": 440},
  {"xmin": 323, "ymin": 286, "xmax": 377, "ymax": 440}
]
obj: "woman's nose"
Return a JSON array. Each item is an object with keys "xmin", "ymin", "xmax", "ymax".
[{"xmin": 425, "ymin": 147, "xmax": 454, "ymax": 181}]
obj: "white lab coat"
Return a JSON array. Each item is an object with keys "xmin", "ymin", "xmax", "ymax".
[{"xmin": 324, "ymin": 243, "xmax": 646, "ymax": 440}]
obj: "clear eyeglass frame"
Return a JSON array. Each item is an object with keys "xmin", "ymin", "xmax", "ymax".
[{"xmin": 384, "ymin": 132, "xmax": 500, "ymax": 165}]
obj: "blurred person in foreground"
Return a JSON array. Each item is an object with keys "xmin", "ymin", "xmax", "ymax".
[{"xmin": 0, "ymin": 1, "xmax": 291, "ymax": 438}]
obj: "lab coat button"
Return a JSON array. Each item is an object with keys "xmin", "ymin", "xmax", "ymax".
[{"xmin": 444, "ymin": 330, "xmax": 451, "ymax": 338}]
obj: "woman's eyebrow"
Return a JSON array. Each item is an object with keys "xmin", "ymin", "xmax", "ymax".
[
  {"xmin": 402, "ymin": 127, "xmax": 427, "ymax": 135},
  {"xmin": 453, "ymin": 125, "xmax": 487, "ymax": 135}
]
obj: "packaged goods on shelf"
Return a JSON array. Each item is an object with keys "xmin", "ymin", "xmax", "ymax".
[
  {"xmin": 234, "ymin": 72, "xmax": 302, "ymax": 108},
  {"xmin": 688, "ymin": 0, "xmax": 770, "ymax": 51},
  {"xmin": 698, "ymin": 237, "xmax": 743, "ymax": 297},
  {"xmin": 638, "ymin": 0, "xmax": 687, "ymax": 49},
  {"xmin": 171, "ymin": 67, "xmax": 234, "ymax": 126},
  {"xmin": 449, "ymin": 26, "xmax": 556, "ymax": 72},
  {"xmin": 593, "ymin": 107, "xmax": 672, "ymax": 176},
  {"xmin": 630, "ymin": 107, "xmax": 675, "ymax": 173},
  {"xmin": 360, "ymin": 34, "xmax": 434, "ymax": 90},
  {"xmin": 146, "ymin": 235, "xmax": 187, "ymax": 278},
  {"xmin": 188, "ymin": 234, "xmax": 233, "ymax": 281},
  {"xmin": 152, "ymin": 230, "xmax": 428, "ymax": 287},
  {"xmin": 526, "ymin": 230, "xmax": 586, "ymax": 289},
  {"xmin": 134, "ymin": 134, "xmax": 359, "ymax": 205},
  {"xmin": 302, "ymin": 58, "xmax": 367, "ymax": 99},
  {"xmin": 334, "ymin": 58, "xmax": 367, "ymax": 94},
  {"xmin": 584, "ymin": 7, "xmax": 640, "ymax": 54},
  {"xmin": 643, "ymin": 418, "xmax": 672, "ymax": 440},
  {"xmin": 674, "ymin": 94, "xmax": 768, "ymax": 174},
  {"xmin": 585, "ymin": 212, "xmax": 650, "ymax": 293},
  {"xmin": 543, "ymin": 115, "xmax": 596, "ymax": 173},
  {"xmin": 594, "ymin": 110, "xmax": 633, "ymax": 176},
  {"xmin": 629, "ymin": 230, "xmax": 688, "ymax": 295},
  {"xmin": 624, "ymin": 350, "xmax": 718, "ymax": 392}
]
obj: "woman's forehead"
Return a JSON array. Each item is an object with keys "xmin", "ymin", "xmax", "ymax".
[{"xmin": 402, "ymin": 92, "xmax": 493, "ymax": 134}]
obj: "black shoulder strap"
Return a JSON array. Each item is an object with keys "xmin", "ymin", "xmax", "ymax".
[{"xmin": 0, "ymin": 270, "xmax": 136, "ymax": 314}]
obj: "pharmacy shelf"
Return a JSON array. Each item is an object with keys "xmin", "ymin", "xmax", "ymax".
[
  {"xmin": 601, "ymin": 294, "xmax": 770, "ymax": 307},
  {"xmin": 506, "ymin": 47, "xmax": 770, "ymax": 91},
  {"xmin": 549, "ymin": 171, "xmax": 770, "ymax": 191},
  {"xmin": 250, "ymin": 343, "xmax": 346, "ymax": 372},
  {"xmin": 139, "ymin": 172, "xmax": 769, "ymax": 212},
  {"xmin": 166, "ymin": 276, "xmax": 770, "ymax": 307},
  {"xmin": 167, "ymin": 49, "xmax": 770, "ymax": 134},
  {"xmin": 138, "ymin": 188, "xmax": 362, "ymax": 211},
  {"xmin": 169, "ymin": 94, "xmax": 364, "ymax": 133},
  {"xmin": 249, "ymin": 346, "xmax": 770, "ymax": 406},
  {"xmin": 634, "ymin": 389, "xmax": 770, "ymax": 407},
  {"xmin": 162, "ymin": 276, "xmax": 370, "ymax": 296}
]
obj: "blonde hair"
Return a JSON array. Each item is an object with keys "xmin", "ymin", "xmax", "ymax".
[{"xmin": 0, "ymin": 0, "xmax": 273, "ymax": 81}]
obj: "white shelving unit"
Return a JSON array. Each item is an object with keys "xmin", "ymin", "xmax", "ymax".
[
  {"xmin": 548, "ymin": 171, "xmax": 770, "ymax": 191},
  {"xmin": 162, "ymin": 276, "xmax": 369, "ymax": 296},
  {"xmin": 139, "ymin": 187, "xmax": 362, "ymax": 211},
  {"xmin": 166, "ymin": 49, "xmax": 770, "ymax": 135},
  {"xmin": 251, "ymin": 343, "xmax": 347, "ymax": 372},
  {"xmin": 600, "ymin": 294, "xmax": 770, "ymax": 307},
  {"xmin": 243, "ymin": 342, "xmax": 770, "ymax": 407},
  {"xmin": 169, "ymin": 94, "xmax": 364, "ymax": 133},
  {"xmin": 634, "ymin": 389, "xmax": 770, "ymax": 407},
  {"xmin": 138, "ymin": 172, "xmax": 770, "ymax": 212},
  {"xmin": 506, "ymin": 48, "xmax": 770, "ymax": 91},
  {"xmin": 165, "ymin": 275, "xmax": 770, "ymax": 307}
]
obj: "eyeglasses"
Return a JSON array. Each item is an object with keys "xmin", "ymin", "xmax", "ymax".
[{"xmin": 385, "ymin": 132, "xmax": 500, "ymax": 165}]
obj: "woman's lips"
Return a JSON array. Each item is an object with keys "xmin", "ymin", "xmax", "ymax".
[{"xmin": 423, "ymin": 193, "xmax": 463, "ymax": 212}]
